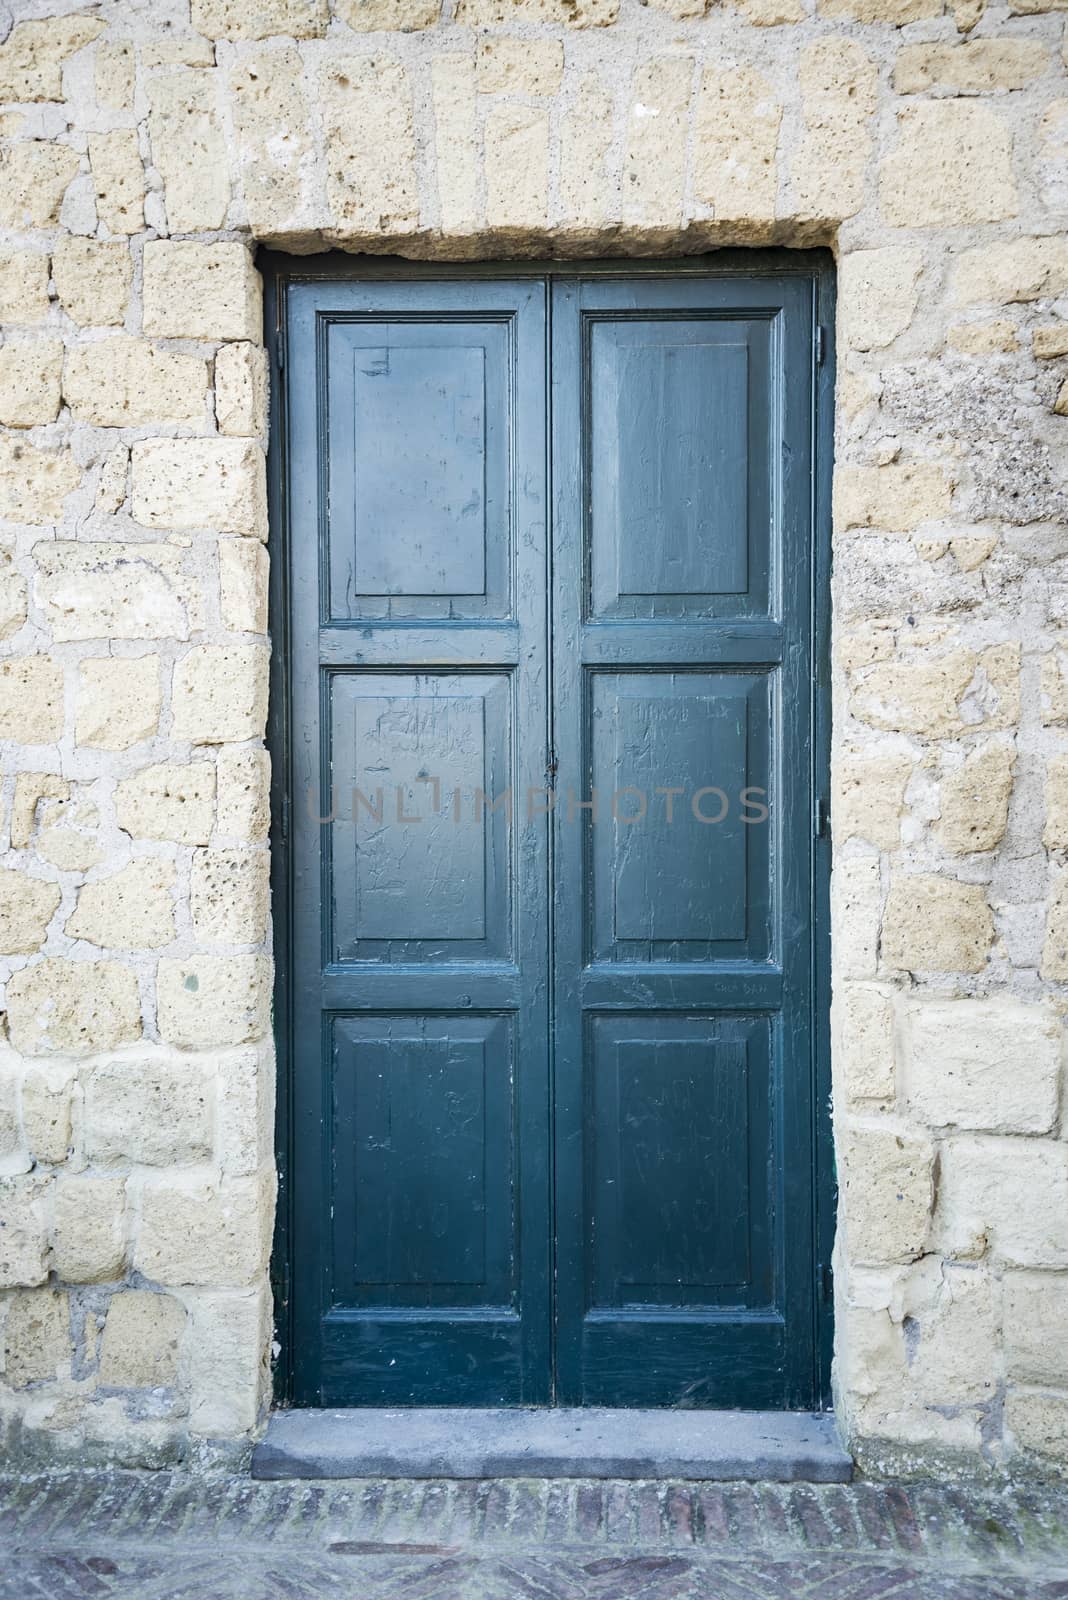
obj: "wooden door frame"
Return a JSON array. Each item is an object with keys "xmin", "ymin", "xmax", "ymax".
[{"xmin": 261, "ymin": 249, "xmax": 836, "ymax": 1410}]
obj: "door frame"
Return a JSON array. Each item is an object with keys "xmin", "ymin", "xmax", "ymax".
[{"xmin": 261, "ymin": 249, "xmax": 836, "ymax": 1411}]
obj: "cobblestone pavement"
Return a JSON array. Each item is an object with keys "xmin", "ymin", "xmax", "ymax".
[{"xmin": 2, "ymin": 1471, "xmax": 1068, "ymax": 1599}]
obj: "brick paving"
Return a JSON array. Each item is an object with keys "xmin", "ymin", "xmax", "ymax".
[{"xmin": 1, "ymin": 1471, "xmax": 1067, "ymax": 1598}]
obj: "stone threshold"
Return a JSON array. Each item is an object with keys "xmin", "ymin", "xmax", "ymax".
[{"xmin": 251, "ymin": 1408, "xmax": 853, "ymax": 1483}]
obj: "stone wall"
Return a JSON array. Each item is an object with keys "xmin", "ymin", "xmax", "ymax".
[{"xmin": 0, "ymin": 0, "xmax": 1064, "ymax": 1475}]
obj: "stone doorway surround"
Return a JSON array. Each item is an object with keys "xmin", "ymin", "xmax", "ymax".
[{"xmin": 0, "ymin": 0, "xmax": 1066, "ymax": 1481}]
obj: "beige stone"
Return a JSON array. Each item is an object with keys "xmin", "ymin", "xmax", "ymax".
[
  {"xmin": 0, "ymin": 339, "xmax": 63, "ymax": 428},
  {"xmin": 229, "ymin": 48, "xmax": 310, "ymax": 234},
  {"xmin": 131, "ymin": 439, "xmax": 267, "ymax": 539},
  {"xmin": 838, "ymin": 1123, "xmax": 935, "ymax": 1264},
  {"xmin": 11, "ymin": 773, "xmax": 68, "ymax": 850},
  {"xmin": 840, "ymin": 250, "xmax": 923, "ymax": 354},
  {"xmin": 66, "ymin": 860, "xmax": 176, "ymax": 952},
  {"xmin": 793, "ymin": 38, "xmax": 877, "ymax": 223},
  {"xmin": 99, "ymin": 1291, "xmax": 187, "ymax": 1387},
  {"xmin": 736, "ymin": 0, "xmax": 805, "ymax": 19},
  {"xmin": 0, "ymin": 657, "xmax": 63, "ymax": 744},
  {"xmin": 850, "ymin": 651, "xmax": 978, "ymax": 738},
  {"xmin": 3, "ymin": 1289, "xmax": 70, "ymax": 1386},
  {"xmin": 1042, "ymin": 648, "xmax": 1068, "ymax": 725},
  {"xmin": 96, "ymin": 41, "xmax": 136, "ymax": 111},
  {"xmin": 0, "ymin": 436, "xmax": 79, "ymax": 526},
  {"xmin": 477, "ymin": 37, "xmax": 563, "ymax": 95},
  {"xmin": 1045, "ymin": 754, "xmax": 1068, "ymax": 847},
  {"xmin": 836, "ymin": 463, "xmax": 953, "ymax": 533},
  {"xmin": 1004, "ymin": 1274, "xmax": 1068, "ymax": 1385},
  {"xmin": 76, "ymin": 657, "xmax": 161, "ymax": 751},
  {"xmin": 36, "ymin": 797, "xmax": 104, "ymax": 874},
  {"xmin": 834, "ymin": 751, "xmax": 911, "ymax": 850},
  {"xmin": 693, "ymin": 65, "xmax": 780, "ymax": 223},
  {"xmin": 143, "ymin": 242, "xmax": 260, "ymax": 342},
  {"xmin": 217, "ymin": 1043, "xmax": 274, "ymax": 1178},
  {"xmin": 1005, "ymin": 1391, "xmax": 1068, "ymax": 1464},
  {"xmin": 431, "ymin": 56, "xmax": 479, "ymax": 234},
  {"xmin": 323, "ymin": 58, "xmax": 418, "ymax": 236},
  {"xmin": 88, "ymin": 131, "xmax": 144, "ymax": 235},
  {"xmin": 623, "ymin": 58, "xmax": 692, "ymax": 227},
  {"xmin": 215, "ymin": 343, "xmax": 268, "ymax": 437},
  {"xmin": 0, "ymin": 1178, "xmax": 50, "ymax": 1287},
  {"xmin": 219, "ymin": 540, "xmax": 269, "ymax": 633},
  {"xmin": 973, "ymin": 643, "xmax": 1020, "ymax": 732},
  {"xmin": 52, "ymin": 238, "xmax": 132, "ymax": 328},
  {"xmin": 86, "ymin": 1056, "xmax": 214, "ymax": 1167},
  {"xmin": 937, "ymin": 743, "xmax": 1014, "ymax": 854},
  {"xmin": 191, "ymin": 849, "xmax": 270, "ymax": 944},
  {"xmin": 64, "ymin": 338, "xmax": 207, "ymax": 428},
  {"xmin": 21, "ymin": 1067, "xmax": 72, "ymax": 1165},
  {"xmin": 905, "ymin": 996, "xmax": 1062, "ymax": 1133},
  {"xmin": 894, "ymin": 40, "xmax": 1048, "ymax": 94},
  {"xmin": 881, "ymin": 103, "xmax": 1017, "ymax": 227},
  {"xmin": 882, "ymin": 874, "xmax": 993, "ymax": 974},
  {"xmin": 485, "ymin": 104, "xmax": 550, "ymax": 230},
  {"xmin": 1054, "ymin": 380, "xmax": 1068, "ymax": 418},
  {"xmin": 559, "ymin": 74, "xmax": 615, "ymax": 229},
  {"xmin": 951, "ymin": 237, "xmax": 1068, "ymax": 306},
  {"xmin": 172, "ymin": 645, "xmax": 269, "ymax": 745},
  {"xmin": 115, "ymin": 762, "xmax": 215, "ymax": 846},
  {"xmin": 457, "ymin": 0, "xmax": 617, "ymax": 19},
  {"xmin": 1034, "ymin": 325, "xmax": 1068, "ymax": 359},
  {"xmin": 0, "ymin": 869, "xmax": 59, "ymax": 956},
  {"xmin": 948, "ymin": 320, "xmax": 1019, "ymax": 356},
  {"xmin": 0, "ymin": 142, "xmax": 79, "ymax": 229},
  {"xmin": 820, "ymin": 0, "xmax": 938, "ymax": 17},
  {"xmin": 0, "ymin": 1064, "xmax": 19, "ymax": 1162},
  {"xmin": 157, "ymin": 953, "xmax": 272, "ymax": 1050},
  {"xmin": 34, "ymin": 541, "xmax": 205, "ymax": 643},
  {"xmin": 0, "ymin": 17, "xmax": 103, "ymax": 102},
  {"xmin": 191, "ymin": 0, "xmax": 329, "ymax": 37},
  {"xmin": 6, "ymin": 959, "xmax": 141, "ymax": 1058},
  {"xmin": 53, "ymin": 1175, "xmax": 127, "ymax": 1283},
  {"xmin": 142, "ymin": 35, "xmax": 216, "ymax": 68},
  {"xmin": 0, "ymin": 251, "xmax": 49, "ymax": 324},
  {"xmin": 216, "ymin": 747, "xmax": 271, "ymax": 841},
  {"xmin": 135, "ymin": 1173, "xmax": 273, "ymax": 1285},
  {"xmin": 338, "ymin": 0, "xmax": 439, "ymax": 24},
  {"xmin": 900, "ymin": 1259, "xmax": 999, "ymax": 1410},
  {"xmin": 934, "ymin": 1136, "xmax": 1068, "ymax": 1265},
  {"xmin": 186, "ymin": 1284, "xmax": 271, "ymax": 1434},
  {"xmin": 834, "ymin": 855, "xmax": 883, "ymax": 981},
  {"xmin": 833, "ymin": 984, "xmax": 896, "ymax": 1103},
  {"xmin": 147, "ymin": 69, "xmax": 229, "ymax": 234},
  {"xmin": 96, "ymin": 447, "xmax": 130, "ymax": 514},
  {"xmin": 0, "ymin": 550, "xmax": 26, "ymax": 642},
  {"xmin": 1043, "ymin": 868, "xmax": 1068, "ymax": 979}
]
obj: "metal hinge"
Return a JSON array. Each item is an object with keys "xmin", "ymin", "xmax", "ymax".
[
  {"xmin": 819, "ymin": 1262, "xmax": 833, "ymax": 1303},
  {"xmin": 814, "ymin": 795, "xmax": 830, "ymax": 839},
  {"xmin": 815, "ymin": 325, "xmax": 826, "ymax": 366}
]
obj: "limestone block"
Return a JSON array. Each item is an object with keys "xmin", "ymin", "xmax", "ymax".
[
  {"xmin": 0, "ymin": 1177, "xmax": 50, "ymax": 1287},
  {"xmin": 645, "ymin": 0, "xmax": 708, "ymax": 11},
  {"xmin": 191, "ymin": 0, "xmax": 329, "ymax": 37},
  {"xmin": 143, "ymin": 242, "xmax": 260, "ymax": 342},
  {"xmin": 219, "ymin": 538, "xmax": 269, "ymax": 633},
  {"xmin": 1055, "ymin": 380, "xmax": 1068, "ymax": 418},
  {"xmin": 693, "ymin": 65, "xmax": 781, "ymax": 223},
  {"xmin": 899, "ymin": 1259, "xmax": 999, "ymax": 1408},
  {"xmin": 838, "ymin": 1123, "xmax": 935, "ymax": 1264},
  {"xmin": 834, "ymin": 855, "xmax": 883, "ymax": 980},
  {"xmin": 0, "ymin": 657, "xmax": 63, "ymax": 744},
  {"xmin": 338, "ymin": 0, "xmax": 439, "ymax": 23},
  {"xmin": 6, "ymin": 960, "xmax": 141, "ymax": 1058},
  {"xmin": 834, "ymin": 751, "xmax": 912, "ymax": 849},
  {"xmin": 0, "ymin": 17, "xmax": 104, "ymax": 101},
  {"xmin": 947, "ymin": 320, "xmax": 1018, "ymax": 355},
  {"xmin": 934, "ymin": 1135, "xmax": 1068, "ymax": 1265},
  {"xmin": 52, "ymin": 238, "xmax": 132, "ymax": 328},
  {"xmin": 131, "ymin": 439, "xmax": 266, "ymax": 539},
  {"xmin": 905, "ymin": 996, "xmax": 1062, "ymax": 1133},
  {"xmin": 135, "ymin": 1173, "xmax": 273, "ymax": 1286},
  {"xmin": 99, "ymin": 1290, "xmax": 187, "ymax": 1387},
  {"xmin": 52, "ymin": 1175, "xmax": 127, "ymax": 1283},
  {"xmin": 186, "ymin": 1284, "xmax": 271, "ymax": 1435},
  {"xmin": 215, "ymin": 343, "xmax": 267, "ymax": 438},
  {"xmin": 217, "ymin": 1042, "xmax": 274, "ymax": 1177},
  {"xmin": 0, "ymin": 437, "xmax": 79, "ymax": 526},
  {"xmin": 476, "ymin": 38, "xmax": 563, "ymax": 95},
  {"xmin": 840, "ymin": 250, "xmax": 923, "ymax": 354},
  {"xmin": 172, "ymin": 645, "xmax": 269, "ymax": 745},
  {"xmin": 21, "ymin": 1067, "xmax": 72, "ymax": 1165},
  {"xmin": 624, "ymin": 58, "xmax": 692, "ymax": 227},
  {"xmin": 191, "ymin": 849, "xmax": 270, "ymax": 945},
  {"xmin": 895, "ymin": 40, "xmax": 1048, "ymax": 94},
  {"xmin": 0, "ymin": 868, "xmax": 59, "ymax": 956},
  {"xmin": 1005, "ymin": 1392, "xmax": 1068, "ymax": 1464},
  {"xmin": 11, "ymin": 774, "xmax": 68, "ymax": 849},
  {"xmin": 737, "ymin": 0, "xmax": 805, "ymax": 19},
  {"xmin": 952, "ymin": 237, "xmax": 1068, "ymax": 306},
  {"xmin": 882, "ymin": 874, "xmax": 993, "ymax": 974},
  {"xmin": 485, "ymin": 104, "xmax": 550, "ymax": 231},
  {"xmin": 88, "ymin": 131, "xmax": 144, "ymax": 234},
  {"xmin": 431, "ymin": 56, "xmax": 479, "ymax": 235},
  {"xmin": 0, "ymin": 340, "xmax": 63, "ymax": 427},
  {"xmin": 1034, "ymin": 326, "xmax": 1068, "ymax": 359},
  {"xmin": 793, "ymin": 39, "xmax": 877, "ymax": 223},
  {"xmin": 76, "ymin": 657, "xmax": 161, "ymax": 751},
  {"xmin": 34, "ymin": 542, "xmax": 205, "ymax": 643},
  {"xmin": 2, "ymin": 1289, "xmax": 70, "ymax": 1387},
  {"xmin": 95, "ymin": 41, "xmax": 136, "ymax": 111},
  {"xmin": 147, "ymin": 69, "xmax": 229, "ymax": 233},
  {"xmin": 881, "ymin": 104, "xmax": 1017, "ymax": 227},
  {"xmin": 1042, "ymin": 648, "xmax": 1068, "ymax": 725},
  {"xmin": 323, "ymin": 58, "xmax": 418, "ymax": 236},
  {"xmin": 835, "ymin": 463, "xmax": 952, "ymax": 532},
  {"xmin": 0, "ymin": 142, "xmax": 79, "ymax": 229},
  {"xmin": 156, "ymin": 953, "xmax": 272, "ymax": 1050},
  {"xmin": 115, "ymin": 762, "xmax": 215, "ymax": 846},
  {"xmin": 0, "ymin": 551, "xmax": 26, "ymax": 642},
  {"xmin": 96, "ymin": 447, "xmax": 130, "ymax": 514},
  {"xmin": 820, "ymin": 0, "xmax": 938, "ymax": 18},
  {"xmin": 36, "ymin": 797, "xmax": 103, "ymax": 873},
  {"xmin": 143, "ymin": 35, "xmax": 216, "ymax": 68},
  {"xmin": 1004, "ymin": 1273, "xmax": 1068, "ymax": 1384},
  {"xmin": 457, "ymin": 0, "xmax": 617, "ymax": 19},
  {"xmin": 216, "ymin": 747, "xmax": 271, "ymax": 841},
  {"xmin": 0, "ymin": 1065, "xmax": 19, "ymax": 1162},
  {"xmin": 850, "ymin": 651, "xmax": 976, "ymax": 738},
  {"xmin": 1043, "ymin": 867, "xmax": 1068, "ymax": 979},
  {"xmin": 229, "ymin": 48, "xmax": 311, "ymax": 235},
  {"xmin": 558, "ymin": 74, "xmax": 615, "ymax": 230},
  {"xmin": 972, "ymin": 643, "xmax": 1020, "ymax": 732},
  {"xmin": 1045, "ymin": 755, "xmax": 1068, "ymax": 848},
  {"xmin": 64, "ymin": 337, "xmax": 208, "ymax": 428},
  {"xmin": 937, "ymin": 743, "xmax": 1014, "ymax": 854},
  {"xmin": 833, "ymin": 983, "xmax": 896, "ymax": 1102},
  {"xmin": 0, "ymin": 250, "xmax": 49, "ymax": 324},
  {"xmin": 66, "ymin": 860, "xmax": 176, "ymax": 952},
  {"xmin": 86, "ymin": 1055, "xmax": 214, "ymax": 1167}
]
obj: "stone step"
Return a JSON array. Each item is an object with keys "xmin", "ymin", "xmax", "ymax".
[{"xmin": 252, "ymin": 1408, "xmax": 853, "ymax": 1483}]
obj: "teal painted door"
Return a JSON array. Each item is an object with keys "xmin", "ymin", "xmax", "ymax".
[{"xmin": 271, "ymin": 261, "xmax": 832, "ymax": 1410}]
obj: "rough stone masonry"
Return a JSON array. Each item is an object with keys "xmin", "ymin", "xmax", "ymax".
[{"xmin": 0, "ymin": 0, "xmax": 1065, "ymax": 1478}]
